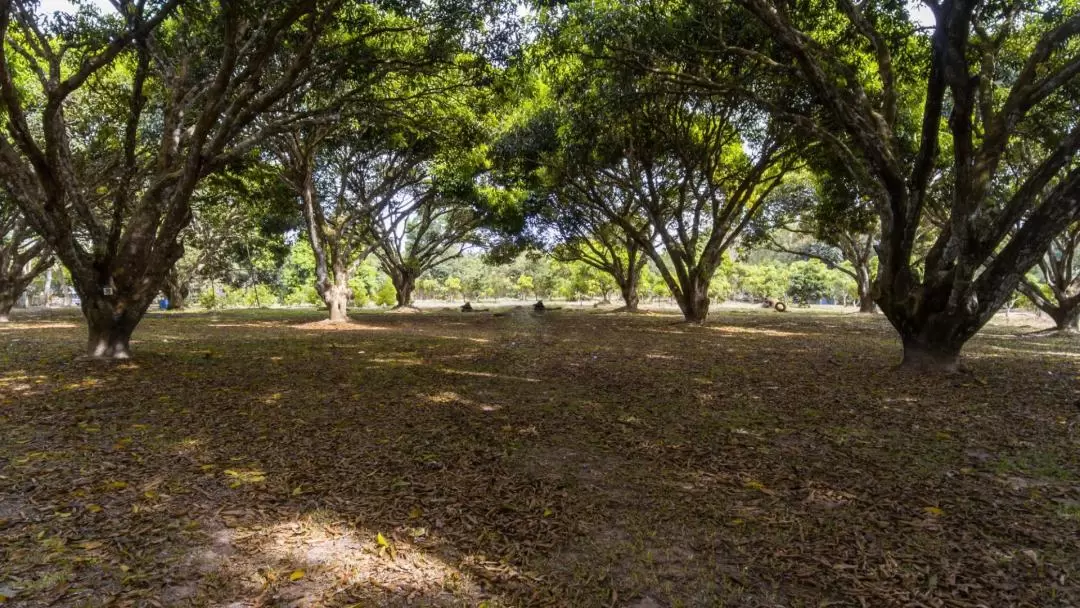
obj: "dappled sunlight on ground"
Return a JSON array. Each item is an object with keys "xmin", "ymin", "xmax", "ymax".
[
  {"xmin": 291, "ymin": 320, "xmax": 392, "ymax": 331},
  {"xmin": 172, "ymin": 512, "xmax": 499, "ymax": 606},
  {"xmin": 207, "ymin": 321, "xmax": 292, "ymax": 329},
  {"xmin": 708, "ymin": 324, "xmax": 814, "ymax": 338},
  {"xmin": 0, "ymin": 321, "xmax": 80, "ymax": 331},
  {"xmin": 1, "ymin": 308, "xmax": 1079, "ymax": 606},
  {"xmin": 436, "ymin": 367, "xmax": 542, "ymax": 383}
]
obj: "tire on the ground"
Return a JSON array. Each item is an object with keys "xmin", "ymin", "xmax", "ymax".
[{"xmin": 774, "ymin": 301, "xmax": 787, "ymax": 312}]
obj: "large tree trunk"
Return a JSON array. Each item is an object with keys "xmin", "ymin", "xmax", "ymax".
[
  {"xmin": 324, "ymin": 266, "xmax": 351, "ymax": 323},
  {"xmin": 1018, "ymin": 280, "xmax": 1080, "ymax": 333},
  {"xmin": 887, "ymin": 300, "xmax": 972, "ymax": 371},
  {"xmin": 392, "ymin": 270, "xmax": 417, "ymax": 308},
  {"xmin": 899, "ymin": 331, "xmax": 963, "ymax": 372},
  {"xmin": 162, "ymin": 269, "xmax": 189, "ymax": 310},
  {"xmin": 619, "ymin": 277, "xmax": 640, "ymax": 312},
  {"xmin": 1047, "ymin": 301, "xmax": 1080, "ymax": 333},
  {"xmin": 83, "ymin": 298, "xmax": 147, "ymax": 359},
  {"xmin": 0, "ymin": 293, "xmax": 13, "ymax": 323},
  {"xmin": 856, "ymin": 266, "xmax": 876, "ymax": 313},
  {"xmin": 675, "ymin": 277, "xmax": 711, "ymax": 323}
]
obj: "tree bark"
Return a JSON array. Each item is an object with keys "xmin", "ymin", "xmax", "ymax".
[
  {"xmin": 856, "ymin": 266, "xmax": 876, "ymax": 313},
  {"xmin": 43, "ymin": 269, "xmax": 53, "ymax": 307},
  {"xmin": 676, "ymin": 277, "xmax": 711, "ymax": 323},
  {"xmin": 899, "ymin": 333, "xmax": 963, "ymax": 372},
  {"xmin": 1048, "ymin": 301, "xmax": 1080, "ymax": 333},
  {"xmin": 0, "ymin": 294, "xmax": 12, "ymax": 322},
  {"xmin": 84, "ymin": 298, "xmax": 146, "ymax": 359},
  {"xmin": 324, "ymin": 266, "xmax": 351, "ymax": 323},
  {"xmin": 619, "ymin": 276, "xmax": 640, "ymax": 312},
  {"xmin": 392, "ymin": 270, "xmax": 417, "ymax": 308},
  {"xmin": 162, "ymin": 269, "xmax": 189, "ymax": 310}
]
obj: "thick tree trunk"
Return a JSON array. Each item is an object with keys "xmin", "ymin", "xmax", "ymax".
[
  {"xmin": 619, "ymin": 279, "xmax": 640, "ymax": 311},
  {"xmin": 392, "ymin": 271, "xmax": 417, "ymax": 308},
  {"xmin": 899, "ymin": 333, "xmax": 963, "ymax": 372},
  {"xmin": 1048, "ymin": 303, "xmax": 1080, "ymax": 332},
  {"xmin": 887, "ymin": 295, "xmax": 972, "ymax": 371},
  {"xmin": 676, "ymin": 278, "xmax": 711, "ymax": 323},
  {"xmin": 84, "ymin": 299, "xmax": 145, "ymax": 359},
  {"xmin": 856, "ymin": 267, "xmax": 876, "ymax": 313},
  {"xmin": 324, "ymin": 268, "xmax": 350, "ymax": 323},
  {"xmin": 877, "ymin": 270, "xmax": 992, "ymax": 371},
  {"xmin": 0, "ymin": 295, "xmax": 12, "ymax": 322},
  {"xmin": 162, "ymin": 271, "xmax": 189, "ymax": 310}
]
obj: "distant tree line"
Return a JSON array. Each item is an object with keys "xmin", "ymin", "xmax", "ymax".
[{"xmin": 0, "ymin": 0, "xmax": 1076, "ymax": 370}]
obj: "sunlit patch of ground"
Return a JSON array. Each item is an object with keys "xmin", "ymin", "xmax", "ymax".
[
  {"xmin": 0, "ymin": 307, "xmax": 1078, "ymax": 606},
  {"xmin": 0, "ymin": 322, "xmax": 79, "ymax": 331},
  {"xmin": 168, "ymin": 512, "xmax": 497, "ymax": 606},
  {"xmin": 707, "ymin": 324, "xmax": 813, "ymax": 338},
  {"xmin": 291, "ymin": 320, "xmax": 393, "ymax": 331}
]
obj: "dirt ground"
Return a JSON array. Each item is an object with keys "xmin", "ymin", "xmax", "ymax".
[{"xmin": 1, "ymin": 307, "xmax": 1078, "ymax": 607}]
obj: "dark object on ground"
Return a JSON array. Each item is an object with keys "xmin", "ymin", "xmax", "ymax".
[
  {"xmin": 774, "ymin": 301, "xmax": 788, "ymax": 312},
  {"xmin": 534, "ymin": 300, "xmax": 546, "ymax": 312},
  {"xmin": 461, "ymin": 302, "xmax": 473, "ymax": 312}
]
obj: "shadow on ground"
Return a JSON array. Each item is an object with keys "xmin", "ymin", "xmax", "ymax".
[{"xmin": 1, "ymin": 308, "xmax": 1079, "ymax": 606}]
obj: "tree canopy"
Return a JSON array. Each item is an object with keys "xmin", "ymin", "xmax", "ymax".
[{"xmin": 0, "ymin": 0, "xmax": 1076, "ymax": 367}]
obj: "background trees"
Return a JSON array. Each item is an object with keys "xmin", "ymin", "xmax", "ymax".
[
  {"xmin": 0, "ymin": 0, "xmax": 363, "ymax": 356},
  {"xmin": 0, "ymin": 195, "xmax": 50, "ymax": 321},
  {"xmin": 753, "ymin": 169, "xmax": 880, "ymax": 313},
  {"xmin": 2, "ymin": 0, "xmax": 1077, "ymax": 370},
  {"xmin": 723, "ymin": 0, "xmax": 1080, "ymax": 367},
  {"xmin": 274, "ymin": 122, "xmax": 437, "ymax": 321},
  {"xmin": 1019, "ymin": 224, "xmax": 1080, "ymax": 332}
]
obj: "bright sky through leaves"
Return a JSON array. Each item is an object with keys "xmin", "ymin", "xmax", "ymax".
[{"xmin": 36, "ymin": 0, "xmax": 113, "ymax": 14}]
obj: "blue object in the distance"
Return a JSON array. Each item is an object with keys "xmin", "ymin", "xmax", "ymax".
[{"xmin": 159, "ymin": 298, "xmax": 169, "ymax": 310}]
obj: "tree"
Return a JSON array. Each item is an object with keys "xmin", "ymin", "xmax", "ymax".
[
  {"xmin": 515, "ymin": 274, "xmax": 533, "ymax": 299},
  {"xmin": 754, "ymin": 170, "xmax": 880, "ymax": 313},
  {"xmin": 701, "ymin": 0, "xmax": 1080, "ymax": 368},
  {"xmin": 0, "ymin": 196, "xmax": 50, "ymax": 321},
  {"xmin": 737, "ymin": 261, "xmax": 790, "ymax": 301},
  {"xmin": 164, "ymin": 164, "xmax": 295, "ymax": 309},
  {"xmin": 501, "ymin": 12, "xmax": 803, "ymax": 322},
  {"xmin": 566, "ymin": 92, "xmax": 798, "ymax": 322},
  {"xmin": 787, "ymin": 259, "xmax": 830, "ymax": 305},
  {"xmin": 371, "ymin": 177, "xmax": 491, "ymax": 308},
  {"xmin": 444, "ymin": 275, "xmax": 463, "ymax": 300},
  {"xmin": 1018, "ymin": 224, "xmax": 1080, "ymax": 332},
  {"xmin": 273, "ymin": 122, "xmax": 435, "ymax": 320},
  {"xmin": 267, "ymin": 0, "xmax": 492, "ymax": 321},
  {"xmin": 547, "ymin": 200, "xmax": 652, "ymax": 311},
  {"xmin": 365, "ymin": 100, "xmax": 512, "ymax": 309},
  {"xmin": 0, "ymin": 1, "xmax": 364, "ymax": 357}
]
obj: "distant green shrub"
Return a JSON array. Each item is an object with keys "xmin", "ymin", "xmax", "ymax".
[
  {"xmin": 199, "ymin": 290, "xmax": 219, "ymax": 310},
  {"xmin": 374, "ymin": 281, "xmax": 397, "ymax": 307},
  {"xmin": 221, "ymin": 285, "xmax": 279, "ymax": 308},
  {"xmin": 284, "ymin": 285, "xmax": 323, "ymax": 307}
]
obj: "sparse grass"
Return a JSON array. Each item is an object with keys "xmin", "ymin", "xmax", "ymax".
[{"xmin": 0, "ymin": 306, "xmax": 1078, "ymax": 607}]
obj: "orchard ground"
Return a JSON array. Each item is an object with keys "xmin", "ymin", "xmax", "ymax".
[{"xmin": 1, "ymin": 304, "xmax": 1079, "ymax": 607}]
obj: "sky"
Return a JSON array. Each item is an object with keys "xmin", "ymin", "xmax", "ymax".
[{"xmin": 37, "ymin": 0, "xmax": 113, "ymax": 14}]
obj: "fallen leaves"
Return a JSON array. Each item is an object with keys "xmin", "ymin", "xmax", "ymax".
[
  {"xmin": 1, "ymin": 308, "xmax": 1078, "ymax": 607},
  {"xmin": 375, "ymin": 532, "xmax": 396, "ymax": 559}
]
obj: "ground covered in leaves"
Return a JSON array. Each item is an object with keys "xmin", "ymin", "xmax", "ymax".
[{"xmin": 1, "ymin": 306, "xmax": 1079, "ymax": 607}]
